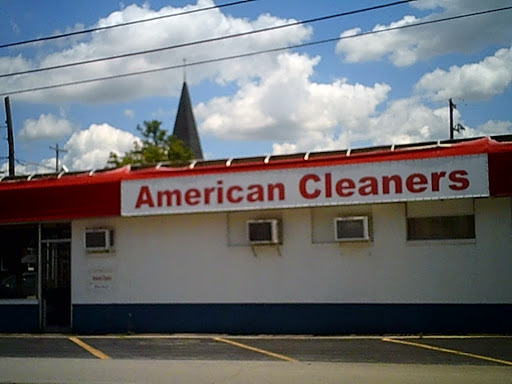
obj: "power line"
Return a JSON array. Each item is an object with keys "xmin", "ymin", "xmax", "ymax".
[
  {"xmin": 0, "ymin": 0, "xmax": 415, "ymax": 79},
  {"xmin": 0, "ymin": 0, "xmax": 258, "ymax": 49},
  {"xmin": 1, "ymin": 5, "xmax": 510, "ymax": 97},
  {"xmin": 14, "ymin": 158, "xmax": 56, "ymax": 171}
]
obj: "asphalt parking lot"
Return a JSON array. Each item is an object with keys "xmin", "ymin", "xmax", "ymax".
[
  {"xmin": 1, "ymin": 335, "xmax": 511, "ymax": 383},
  {"xmin": 0, "ymin": 334, "xmax": 511, "ymax": 365}
]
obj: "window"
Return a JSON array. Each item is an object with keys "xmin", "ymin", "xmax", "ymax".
[
  {"xmin": 407, "ymin": 215, "xmax": 475, "ymax": 240},
  {"xmin": 0, "ymin": 225, "xmax": 38, "ymax": 299},
  {"xmin": 406, "ymin": 199, "xmax": 475, "ymax": 241}
]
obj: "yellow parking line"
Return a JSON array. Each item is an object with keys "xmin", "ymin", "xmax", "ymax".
[
  {"xmin": 69, "ymin": 336, "xmax": 111, "ymax": 360},
  {"xmin": 382, "ymin": 337, "xmax": 512, "ymax": 366},
  {"xmin": 214, "ymin": 337, "xmax": 297, "ymax": 362}
]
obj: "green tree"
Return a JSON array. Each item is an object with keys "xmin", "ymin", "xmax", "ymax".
[{"xmin": 107, "ymin": 120, "xmax": 194, "ymax": 167}]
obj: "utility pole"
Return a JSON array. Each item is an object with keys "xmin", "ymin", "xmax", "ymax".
[
  {"xmin": 449, "ymin": 98, "xmax": 465, "ymax": 140},
  {"xmin": 49, "ymin": 143, "xmax": 67, "ymax": 173},
  {"xmin": 4, "ymin": 97, "xmax": 15, "ymax": 176},
  {"xmin": 449, "ymin": 98, "xmax": 455, "ymax": 140}
]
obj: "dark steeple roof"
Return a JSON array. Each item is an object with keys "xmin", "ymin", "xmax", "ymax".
[{"xmin": 172, "ymin": 81, "xmax": 203, "ymax": 160}]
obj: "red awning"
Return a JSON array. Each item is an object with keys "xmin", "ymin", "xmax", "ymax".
[{"xmin": 0, "ymin": 137, "xmax": 510, "ymax": 223}]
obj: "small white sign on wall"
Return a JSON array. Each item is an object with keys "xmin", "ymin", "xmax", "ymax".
[{"xmin": 88, "ymin": 270, "xmax": 113, "ymax": 291}]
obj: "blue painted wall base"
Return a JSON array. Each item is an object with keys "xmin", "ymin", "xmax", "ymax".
[
  {"xmin": 2, "ymin": 303, "xmax": 509, "ymax": 334},
  {"xmin": 0, "ymin": 304, "xmax": 39, "ymax": 332},
  {"xmin": 72, "ymin": 303, "xmax": 512, "ymax": 335}
]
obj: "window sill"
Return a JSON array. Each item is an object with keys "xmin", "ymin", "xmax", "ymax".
[
  {"xmin": 0, "ymin": 298, "xmax": 39, "ymax": 305},
  {"xmin": 407, "ymin": 238, "xmax": 476, "ymax": 246}
]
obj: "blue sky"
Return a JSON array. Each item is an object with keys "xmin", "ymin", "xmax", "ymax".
[{"xmin": 1, "ymin": 0, "xmax": 511, "ymax": 174}]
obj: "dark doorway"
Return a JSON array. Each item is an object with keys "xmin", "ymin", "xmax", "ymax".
[{"xmin": 41, "ymin": 224, "xmax": 71, "ymax": 331}]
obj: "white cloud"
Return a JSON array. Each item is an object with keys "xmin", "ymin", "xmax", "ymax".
[
  {"xmin": 273, "ymin": 96, "xmax": 512, "ymax": 155},
  {"xmin": 271, "ymin": 97, "xmax": 448, "ymax": 154},
  {"xmin": 1, "ymin": 158, "xmax": 55, "ymax": 176},
  {"xmin": 197, "ymin": 52, "xmax": 390, "ymax": 143},
  {"xmin": 416, "ymin": 46, "xmax": 512, "ymax": 101},
  {"xmin": 0, "ymin": 0, "xmax": 312, "ymax": 104},
  {"xmin": 336, "ymin": 16, "xmax": 422, "ymax": 67},
  {"xmin": 124, "ymin": 109, "xmax": 135, "ymax": 119},
  {"xmin": 62, "ymin": 123, "xmax": 140, "ymax": 171},
  {"xmin": 429, "ymin": 118, "xmax": 512, "ymax": 140},
  {"xmin": 3, "ymin": 0, "xmax": 510, "ymax": 171},
  {"xmin": 18, "ymin": 113, "xmax": 75, "ymax": 141},
  {"xmin": 335, "ymin": 0, "xmax": 512, "ymax": 66},
  {"xmin": 10, "ymin": 20, "xmax": 20, "ymax": 35},
  {"xmin": 475, "ymin": 120, "xmax": 512, "ymax": 135},
  {"xmin": 2, "ymin": 123, "xmax": 140, "ymax": 174},
  {"xmin": 366, "ymin": 98, "xmax": 451, "ymax": 145},
  {"xmin": 0, "ymin": 54, "xmax": 31, "ymax": 74}
]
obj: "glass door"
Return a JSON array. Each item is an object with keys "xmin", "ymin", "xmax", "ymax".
[{"xmin": 41, "ymin": 240, "xmax": 71, "ymax": 330}]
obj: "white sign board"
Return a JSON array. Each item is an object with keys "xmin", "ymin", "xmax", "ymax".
[
  {"xmin": 121, "ymin": 154, "xmax": 489, "ymax": 216},
  {"xmin": 88, "ymin": 270, "xmax": 113, "ymax": 291}
]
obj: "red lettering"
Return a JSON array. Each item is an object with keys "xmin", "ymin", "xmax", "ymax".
[
  {"xmin": 406, "ymin": 173, "xmax": 428, "ymax": 193},
  {"xmin": 267, "ymin": 183, "xmax": 285, "ymax": 201},
  {"xmin": 382, "ymin": 175, "xmax": 402, "ymax": 194},
  {"xmin": 299, "ymin": 174, "xmax": 321, "ymax": 199},
  {"xmin": 325, "ymin": 173, "xmax": 332, "ymax": 198},
  {"xmin": 135, "ymin": 168, "xmax": 469, "ymax": 210},
  {"xmin": 449, "ymin": 170, "xmax": 470, "ymax": 191},
  {"xmin": 247, "ymin": 184, "xmax": 264, "ymax": 202},
  {"xmin": 227, "ymin": 185, "xmax": 243, "ymax": 203},
  {"xmin": 335, "ymin": 178, "xmax": 355, "ymax": 197},
  {"xmin": 358, "ymin": 176, "xmax": 378, "ymax": 196},
  {"xmin": 216, "ymin": 180, "xmax": 223, "ymax": 204},
  {"xmin": 184, "ymin": 188, "xmax": 201, "ymax": 205},
  {"xmin": 204, "ymin": 187, "xmax": 215, "ymax": 205},
  {"xmin": 135, "ymin": 185, "xmax": 154, "ymax": 208},
  {"xmin": 158, "ymin": 190, "xmax": 181, "ymax": 206},
  {"xmin": 431, "ymin": 171, "xmax": 446, "ymax": 192}
]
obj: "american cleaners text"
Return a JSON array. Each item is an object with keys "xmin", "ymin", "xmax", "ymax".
[{"xmin": 135, "ymin": 169, "xmax": 470, "ymax": 209}]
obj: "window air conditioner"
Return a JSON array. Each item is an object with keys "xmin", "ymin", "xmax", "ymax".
[
  {"xmin": 334, "ymin": 216, "xmax": 370, "ymax": 241},
  {"xmin": 247, "ymin": 219, "xmax": 280, "ymax": 245},
  {"xmin": 85, "ymin": 228, "xmax": 114, "ymax": 252}
]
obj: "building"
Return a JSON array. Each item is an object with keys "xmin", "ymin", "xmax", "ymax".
[{"xmin": 0, "ymin": 134, "xmax": 511, "ymax": 334}]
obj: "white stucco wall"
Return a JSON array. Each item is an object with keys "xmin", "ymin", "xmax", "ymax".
[{"xmin": 72, "ymin": 197, "xmax": 512, "ymax": 305}]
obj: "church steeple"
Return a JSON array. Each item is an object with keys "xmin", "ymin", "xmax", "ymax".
[{"xmin": 172, "ymin": 81, "xmax": 203, "ymax": 160}]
